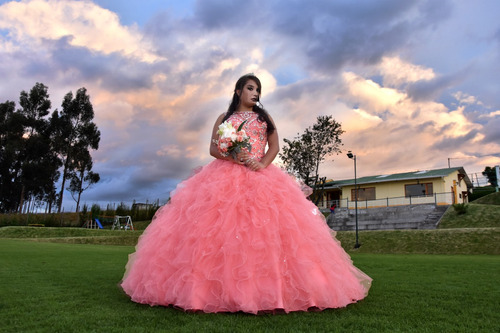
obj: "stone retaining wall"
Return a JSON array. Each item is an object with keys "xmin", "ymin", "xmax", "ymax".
[{"xmin": 326, "ymin": 204, "xmax": 449, "ymax": 231}]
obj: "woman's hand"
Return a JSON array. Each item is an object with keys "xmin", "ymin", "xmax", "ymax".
[
  {"xmin": 246, "ymin": 158, "xmax": 264, "ymax": 171},
  {"xmin": 234, "ymin": 151, "xmax": 247, "ymax": 166},
  {"xmin": 237, "ymin": 151, "xmax": 263, "ymax": 171}
]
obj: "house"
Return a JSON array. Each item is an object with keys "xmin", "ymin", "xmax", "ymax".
[
  {"xmin": 132, "ymin": 202, "xmax": 157, "ymax": 210},
  {"xmin": 317, "ymin": 167, "xmax": 473, "ymax": 210}
]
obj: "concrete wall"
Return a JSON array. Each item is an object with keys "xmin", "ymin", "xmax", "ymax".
[{"xmin": 326, "ymin": 204, "xmax": 449, "ymax": 231}]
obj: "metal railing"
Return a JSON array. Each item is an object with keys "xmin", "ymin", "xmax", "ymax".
[{"xmin": 320, "ymin": 192, "xmax": 454, "ymax": 211}]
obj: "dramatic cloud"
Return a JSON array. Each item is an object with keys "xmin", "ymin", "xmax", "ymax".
[
  {"xmin": 0, "ymin": 0, "xmax": 499, "ymax": 209},
  {"xmin": 0, "ymin": 0, "xmax": 161, "ymax": 62}
]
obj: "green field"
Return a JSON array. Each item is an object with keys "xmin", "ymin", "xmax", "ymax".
[
  {"xmin": 1, "ymin": 192, "xmax": 499, "ymax": 332},
  {"xmin": 1, "ymin": 239, "xmax": 498, "ymax": 333},
  {"xmin": 1, "ymin": 225, "xmax": 498, "ymax": 255}
]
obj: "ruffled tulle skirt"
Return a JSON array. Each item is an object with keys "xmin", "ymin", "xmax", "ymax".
[{"xmin": 120, "ymin": 160, "xmax": 371, "ymax": 314}]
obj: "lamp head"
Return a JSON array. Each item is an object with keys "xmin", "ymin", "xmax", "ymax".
[{"xmin": 347, "ymin": 151, "xmax": 354, "ymax": 159}]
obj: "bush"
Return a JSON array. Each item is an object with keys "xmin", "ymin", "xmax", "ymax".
[
  {"xmin": 78, "ymin": 204, "xmax": 89, "ymax": 225},
  {"xmin": 91, "ymin": 204, "xmax": 101, "ymax": 217},
  {"xmin": 452, "ymin": 203, "xmax": 468, "ymax": 215},
  {"xmin": 0, "ymin": 200, "xmax": 164, "ymax": 229},
  {"xmin": 0, "ymin": 213, "xmax": 80, "ymax": 227},
  {"xmin": 115, "ymin": 202, "xmax": 129, "ymax": 216},
  {"xmin": 104, "ymin": 204, "xmax": 115, "ymax": 217}
]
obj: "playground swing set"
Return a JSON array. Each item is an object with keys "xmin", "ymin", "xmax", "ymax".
[{"xmin": 82, "ymin": 215, "xmax": 134, "ymax": 230}]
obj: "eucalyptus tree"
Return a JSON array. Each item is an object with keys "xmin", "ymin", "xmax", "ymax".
[
  {"xmin": 280, "ymin": 115, "xmax": 344, "ymax": 204},
  {"xmin": 67, "ymin": 146, "xmax": 100, "ymax": 212},
  {"xmin": 53, "ymin": 88, "xmax": 100, "ymax": 212},
  {"xmin": 15, "ymin": 83, "xmax": 60, "ymax": 212},
  {"xmin": 0, "ymin": 101, "xmax": 23, "ymax": 212}
]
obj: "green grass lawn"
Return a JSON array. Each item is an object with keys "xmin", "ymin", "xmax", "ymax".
[
  {"xmin": 471, "ymin": 191, "xmax": 500, "ymax": 205},
  {"xmin": 0, "ymin": 226, "xmax": 142, "ymax": 246},
  {"xmin": 438, "ymin": 203, "xmax": 500, "ymax": 229},
  {"xmin": 2, "ymin": 226, "xmax": 498, "ymax": 254},
  {"xmin": 337, "ymin": 228, "xmax": 500, "ymax": 255},
  {"xmin": 438, "ymin": 191, "xmax": 500, "ymax": 229},
  {"xmin": 1, "ymin": 196, "xmax": 499, "ymax": 332},
  {"xmin": 1, "ymin": 239, "xmax": 499, "ymax": 333}
]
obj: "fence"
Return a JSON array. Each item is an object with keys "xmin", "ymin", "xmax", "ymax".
[{"xmin": 320, "ymin": 192, "xmax": 454, "ymax": 211}]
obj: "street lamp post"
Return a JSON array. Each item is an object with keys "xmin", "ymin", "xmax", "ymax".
[{"xmin": 347, "ymin": 151, "xmax": 360, "ymax": 248}]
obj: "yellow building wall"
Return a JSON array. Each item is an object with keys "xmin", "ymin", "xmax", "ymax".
[
  {"xmin": 316, "ymin": 170, "xmax": 470, "ymax": 209},
  {"xmin": 443, "ymin": 172, "xmax": 469, "ymax": 203},
  {"xmin": 340, "ymin": 170, "xmax": 464, "ymax": 202}
]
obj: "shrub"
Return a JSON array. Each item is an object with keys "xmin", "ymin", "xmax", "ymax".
[
  {"xmin": 453, "ymin": 203, "xmax": 468, "ymax": 215},
  {"xmin": 115, "ymin": 202, "xmax": 129, "ymax": 216},
  {"xmin": 0, "ymin": 213, "xmax": 80, "ymax": 227},
  {"xmin": 104, "ymin": 204, "xmax": 115, "ymax": 217},
  {"xmin": 91, "ymin": 203, "xmax": 101, "ymax": 217}
]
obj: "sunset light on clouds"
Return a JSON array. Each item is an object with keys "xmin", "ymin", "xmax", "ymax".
[{"xmin": 1, "ymin": 0, "xmax": 499, "ymax": 209}]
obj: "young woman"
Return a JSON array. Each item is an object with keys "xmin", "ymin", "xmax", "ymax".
[{"xmin": 121, "ymin": 74, "xmax": 371, "ymax": 314}]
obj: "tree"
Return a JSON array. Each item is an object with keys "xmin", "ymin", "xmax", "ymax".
[
  {"xmin": 280, "ymin": 115, "xmax": 344, "ymax": 204},
  {"xmin": 67, "ymin": 147, "xmax": 100, "ymax": 212},
  {"xmin": 14, "ymin": 83, "xmax": 60, "ymax": 213},
  {"xmin": 0, "ymin": 100, "xmax": 23, "ymax": 212},
  {"xmin": 53, "ymin": 87, "xmax": 100, "ymax": 212},
  {"xmin": 1, "ymin": 83, "xmax": 62, "ymax": 213},
  {"xmin": 482, "ymin": 166, "xmax": 498, "ymax": 187}
]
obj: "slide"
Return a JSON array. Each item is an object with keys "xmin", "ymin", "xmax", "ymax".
[{"xmin": 94, "ymin": 218, "xmax": 104, "ymax": 229}]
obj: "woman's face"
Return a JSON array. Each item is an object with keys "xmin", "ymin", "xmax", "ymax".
[{"xmin": 237, "ymin": 79, "xmax": 260, "ymax": 110}]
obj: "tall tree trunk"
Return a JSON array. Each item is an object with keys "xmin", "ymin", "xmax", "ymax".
[
  {"xmin": 18, "ymin": 184, "xmax": 25, "ymax": 213},
  {"xmin": 28, "ymin": 196, "xmax": 34, "ymax": 214},
  {"xmin": 75, "ymin": 170, "xmax": 84, "ymax": 212},
  {"xmin": 76, "ymin": 194, "xmax": 81, "ymax": 212},
  {"xmin": 57, "ymin": 156, "xmax": 70, "ymax": 213}
]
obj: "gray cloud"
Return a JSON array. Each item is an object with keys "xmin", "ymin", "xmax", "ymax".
[
  {"xmin": 416, "ymin": 121, "xmax": 436, "ymax": 132},
  {"xmin": 431, "ymin": 129, "xmax": 481, "ymax": 151},
  {"xmin": 48, "ymin": 38, "xmax": 157, "ymax": 92},
  {"xmin": 481, "ymin": 117, "xmax": 500, "ymax": 144},
  {"xmin": 193, "ymin": 0, "xmax": 264, "ymax": 29},
  {"xmin": 406, "ymin": 71, "xmax": 466, "ymax": 102},
  {"xmin": 267, "ymin": 0, "xmax": 452, "ymax": 73}
]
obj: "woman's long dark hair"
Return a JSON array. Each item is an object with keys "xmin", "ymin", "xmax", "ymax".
[{"xmin": 222, "ymin": 74, "xmax": 275, "ymax": 134}]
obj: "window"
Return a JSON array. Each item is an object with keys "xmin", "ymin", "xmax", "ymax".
[
  {"xmin": 351, "ymin": 187, "xmax": 375, "ymax": 201},
  {"xmin": 405, "ymin": 183, "xmax": 433, "ymax": 197}
]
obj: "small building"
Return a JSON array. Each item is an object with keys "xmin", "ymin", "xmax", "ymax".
[
  {"xmin": 317, "ymin": 167, "xmax": 473, "ymax": 210},
  {"xmin": 132, "ymin": 202, "xmax": 156, "ymax": 210}
]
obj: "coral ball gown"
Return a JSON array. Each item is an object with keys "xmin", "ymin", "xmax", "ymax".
[{"xmin": 120, "ymin": 111, "xmax": 371, "ymax": 314}]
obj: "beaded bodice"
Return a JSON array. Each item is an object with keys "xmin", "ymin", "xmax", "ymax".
[{"xmin": 228, "ymin": 111, "xmax": 267, "ymax": 160}]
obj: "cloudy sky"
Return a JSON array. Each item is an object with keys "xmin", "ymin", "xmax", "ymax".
[{"xmin": 1, "ymin": 0, "xmax": 499, "ymax": 210}]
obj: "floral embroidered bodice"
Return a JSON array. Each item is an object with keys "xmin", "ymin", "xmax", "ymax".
[{"xmin": 228, "ymin": 111, "xmax": 267, "ymax": 160}]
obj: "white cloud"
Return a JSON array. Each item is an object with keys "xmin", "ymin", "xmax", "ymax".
[
  {"xmin": 342, "ymin": 71, "xmax": 405, "ymax": 113},
  {"xmin": 353, "ymin": 108, "xmax": 383, "ymax": 125},
  {"xmin": 0, "ymin": 0, "xmax": 161, "ymax": 63},
  {"xmin": 479, "ymin": 110, "xmax": 500, "ymax": 119},
  {"xmin": 207, "ymin": 56, "xmax": 241, "ymax": 78},
  {"xmin": 379, "ymin": 56, "xmax": 435, "ymax": 87},
  {"xmin": 452, "ymin": 91, "xmax": 480, "ymax": 105}
]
